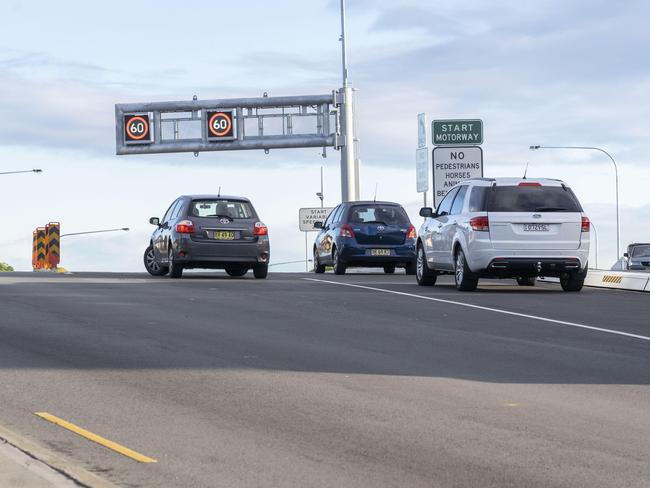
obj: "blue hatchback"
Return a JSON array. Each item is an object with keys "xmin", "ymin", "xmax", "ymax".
[{"xmin": 313, "ymin": 201, "xmax": 417, "ymax": 275}]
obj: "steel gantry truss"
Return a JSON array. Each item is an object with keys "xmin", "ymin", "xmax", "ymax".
[{"xmin": 115, "ymin": 93, "xmax": 339, "ymax": 155}]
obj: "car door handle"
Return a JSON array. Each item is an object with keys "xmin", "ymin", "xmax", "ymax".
[{"xmin": 437, "ymin": 223, "xmax": 443, "ymax": 228}]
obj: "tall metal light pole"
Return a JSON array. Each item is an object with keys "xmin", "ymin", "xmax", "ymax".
[
  {"xmin": 339, "ymin": 0, "xmax": 358, "ymax": 202},
  {"xmin": 0, "ymin": 169, "xmax": 42, "ymax": 176},
  {"xmin": 530, "ymin": 145, "xmax": 620, "ymax": 259},
  {"xmin": 591, "ymin": 221, "xmax": 599, "ymax": 269}
]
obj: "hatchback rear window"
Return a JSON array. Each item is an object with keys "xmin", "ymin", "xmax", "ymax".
[
  {"xmin": 487, "ymin": 185, "xmax": 583, "ymax": 212},
  {"xmin": 348, "ymin": 205, "xmax": 409, "ymax": 225},
  {"xmin": 190, "ymin": 200, "xmax": 254, "ymax": 219}
]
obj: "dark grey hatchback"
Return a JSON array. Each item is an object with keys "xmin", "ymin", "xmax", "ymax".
[{"xmin": 144, "ymin": 195, "xmax": 270, "ymax": 279}]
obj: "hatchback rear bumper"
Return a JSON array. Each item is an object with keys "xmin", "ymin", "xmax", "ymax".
[
  {"xmin": 339, "ymin": 243, "xmax": 416, "ymax": 267},
  {"xmin": 173, "ymin": 236, "xmax": 270, "ymax": 268}
]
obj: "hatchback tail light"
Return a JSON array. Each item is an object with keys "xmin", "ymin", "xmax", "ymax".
[
  {"xmin": 175, "ymin": 220, "xmax": 195, "ymax": 234},
  {"xmin": 518, "ymin": 182, "xmax": 542, "ymax": 186},
  {"xmin": 253, "ymin": 222, "xmax": 268, "ymax": 236},
  {"xmin": 406, "ymin": 225, "xmax": 417, "ymax": 239},
  {"xmin": 581, "ymin": 216, "xmax": 590, "ymax": 232},
  {"xmin": 470, "ymin": 216, "xmax": 489, "ymax": 231},
  {"xmin": 340, "ymin": 224, "xmax": 355, "ymax": 238}
]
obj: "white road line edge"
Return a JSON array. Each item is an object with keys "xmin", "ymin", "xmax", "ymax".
[{"xmin": 303, "ymin": 278, "xmax": 650, "ymax": 343}]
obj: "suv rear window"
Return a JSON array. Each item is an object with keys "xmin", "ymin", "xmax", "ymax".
[
  {"xmin": 190, "ymin": 200, "xmax": 254, "ymax": 219},
  {"xmin": 348, "ymin": 205, "xmax": 409, "ymax": 225},
  {"xmin": 487, "ymin": 185, "xmax": 583, "ymax": 212},
  {"xmin": 631, "ymin": 245, "xmax": 650, "ymax": 257}
]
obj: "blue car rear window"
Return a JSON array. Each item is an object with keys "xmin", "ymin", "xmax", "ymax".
[{"xmin": 348, "ymin": 205, "xmax": 409, "ymax": 225}]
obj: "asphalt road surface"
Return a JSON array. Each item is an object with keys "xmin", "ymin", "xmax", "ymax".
[{"xmin": 1, "ymin": 271, "xmax": 649, "ymax": 488}]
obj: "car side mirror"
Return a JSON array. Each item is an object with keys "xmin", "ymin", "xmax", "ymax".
[
  {"xmin": 313, "ymin": 221, "xmax": 323, "ymax": 229},
  {"xmin": 629, "ymin": 264, "xmax": 645, "ymax": 271},
  {"xmin": 419, "ymin": 207, "xmax": 434, "ymax": 218},
  {"xmin": 149, "ymin": 217, "xmax": 160, "ymax": 226},
  {"xmin": 623, "ymin": 252, "xmax": 629, "ymax": 258}
]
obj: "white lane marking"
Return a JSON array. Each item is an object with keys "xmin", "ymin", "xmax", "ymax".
[{"xmin": 303, "ymin": 278, "xmax": 650, "ymax": 343}]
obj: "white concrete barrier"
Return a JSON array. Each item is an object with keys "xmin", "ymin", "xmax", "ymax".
[{"xmin": 584, "ymin": 269, "xmax": 650, "ymax": 292}]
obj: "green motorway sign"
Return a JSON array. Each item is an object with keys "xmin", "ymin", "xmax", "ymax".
[{"xmin": 432, "ymin": 119, "xmax": 483, "ymax": 145}]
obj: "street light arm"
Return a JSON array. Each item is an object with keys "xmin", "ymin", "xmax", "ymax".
[
  {"xmin": 0, "ymin": 169, "xmax": 43, "ymax": 176},
  {"xmin": 536, "ymin": 146, "xmax": 618, "ymax": 171},
  {"xmin": 61, "ymin": 228, "xmax": 130, "ymax": 238},
  {"xmin": 529, "ymin": 144, "xmax": 620, "ymax": 258}
]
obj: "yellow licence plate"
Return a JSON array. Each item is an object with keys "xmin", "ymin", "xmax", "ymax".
[
  {"xmin": 214, "ymin": 231, "xmax": 235, "ymax": 240},
  {"xmin": 371, "ymin": 249, "xmax": 391, "ymax": 256}
]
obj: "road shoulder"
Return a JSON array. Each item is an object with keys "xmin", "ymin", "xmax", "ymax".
[{"xmin": 0, "ymin": 423, "xmax": 117, "ymax": 488}]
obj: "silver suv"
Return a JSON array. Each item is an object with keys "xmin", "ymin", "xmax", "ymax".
[{"xmin": 415, "ymin": 178, "xmax": 590, "ymax": 292}]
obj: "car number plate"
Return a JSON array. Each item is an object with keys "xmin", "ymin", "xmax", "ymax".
[
  {"xmin": 523, "ymin": 224, "xmax": 549, "ymax": 232},
  {"xmin": 214, "ymin": 231, "xmax": 235, "ymax": 240},
  {"xmin": 371, "ymin": 249, "xmax": 391, "ymax": 256}
]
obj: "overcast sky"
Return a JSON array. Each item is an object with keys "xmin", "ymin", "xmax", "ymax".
[{"xmin": 1, "ymin": 0, "xmax": 648, "ymax": 271}]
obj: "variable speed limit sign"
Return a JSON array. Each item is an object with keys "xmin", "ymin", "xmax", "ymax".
[
  {"xmin": 124, "ymin": 114, "xmax": 151, "ymax": 144},
  {"xmin": 206, "ymin": 110, "xmax": 236, "ymax": 141}
]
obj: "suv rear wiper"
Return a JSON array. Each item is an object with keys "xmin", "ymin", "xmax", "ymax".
[{"xmin": 533, "ymin": 207, "xmax": 567, "ymax": 212}]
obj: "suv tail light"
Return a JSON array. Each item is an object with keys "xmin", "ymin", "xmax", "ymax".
[
  {"xmin": 175, "ymin": 220, "xmax": 195, "ymax": 234},
  {"xmin": 253, "ymin": 222, "xmax": 268, "ymax": 236},
  {"xmin": 581, "ymin": 216, "xmax": 590, "ymax": 232},
  {"xmin": 470, "ymin": 216, "xmax": 489, "ymax": 231},
  {"xmin": 340, "ymin": 224, "xmax": 355, "ymax": 238},
  {"xmin": 518, "ymin": 182, "xmax": 542, "ymax": 186},
  {"xmin": 406, "ymin": 225, "xmax": 417, "ymax": 239}
]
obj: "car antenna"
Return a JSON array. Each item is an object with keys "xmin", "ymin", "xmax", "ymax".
[
  {"xmin": 217, "ymin": 186, "xmax": 221, "ymax": 198},
  {"xmin": 523, "ymin": 161, "xmax": 529, "ymax": 179}
]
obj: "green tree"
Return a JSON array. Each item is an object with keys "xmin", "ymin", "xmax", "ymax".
[{"xmin": 0, "ymin": 262, "xmax": 14, "ymax": 272}]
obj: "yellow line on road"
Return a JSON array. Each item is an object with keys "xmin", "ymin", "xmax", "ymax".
[{"xmin": 34, "ymin": 412, "xmax": 157, "ymax": 463}]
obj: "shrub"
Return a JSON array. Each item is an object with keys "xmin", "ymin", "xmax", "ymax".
[{"xmin": 0, "ymin": 262, "xmax": 14, "ymax": 272}]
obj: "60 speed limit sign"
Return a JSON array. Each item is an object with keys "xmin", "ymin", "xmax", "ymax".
[
  {"xmin": 206, "ymin": 110, "xmax": 236, "ymax": 141},
  {"xmin": 124, "ymin": 114, "xmax": 151, "ymax": 144}
]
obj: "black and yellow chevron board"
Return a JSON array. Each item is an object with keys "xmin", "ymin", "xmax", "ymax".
[
  {"xmin": 36, "ymin": 227, "xmax": 46, "ymax": 269},
  {"xmin": 32, "ymin": 230, "xmax": 38, "ymax": 269},
  {"xmin": 46, "ymin": 222, "xmax": 61, "ymax": 269}
]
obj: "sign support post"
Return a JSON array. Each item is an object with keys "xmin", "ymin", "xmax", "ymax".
[{"xmin": 416, "ymin": 113, "xmax": 429, "ymax": 208}]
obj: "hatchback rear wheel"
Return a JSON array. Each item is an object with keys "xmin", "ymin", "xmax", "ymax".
[
  {"xmin": 253, "ymin": 264, "xmax": 268, "ymax": 279},
  {"xmin": 144, "ymin": 245, "xmax": 168, "ymax": 276},
  {"xmin": 332, "ymin": 247, "xmax": 346, "ymax": 275},
  {"xmin": 313, "ymin": 249, "xmax": 325, "ymax": 274},
  {"xmin": 168, "ymin": 248, "xmax": 183, "ymax": 279}
]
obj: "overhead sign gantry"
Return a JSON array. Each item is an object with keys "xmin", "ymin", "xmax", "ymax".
[{"xmin": 115, "ymin": 94, "xmax": 339, "ymax": 155}]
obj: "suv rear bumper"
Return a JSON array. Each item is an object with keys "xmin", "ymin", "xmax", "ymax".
[{"xmin": 483, "ymin": 257, "xmax": 585, "ymax": 278}]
